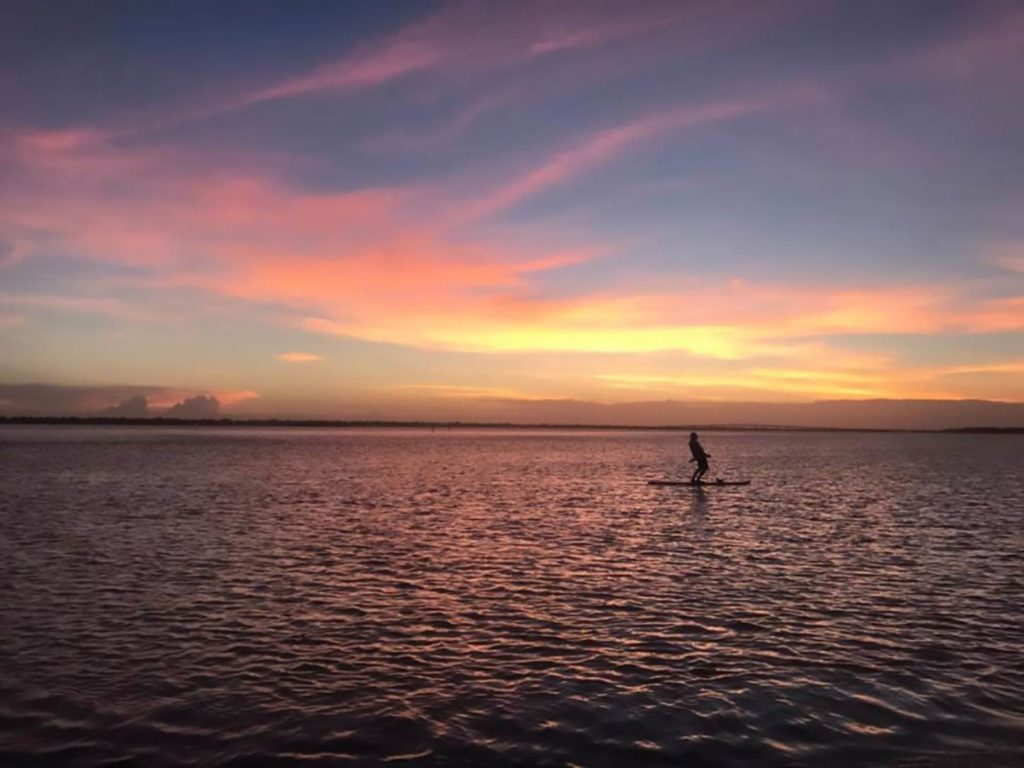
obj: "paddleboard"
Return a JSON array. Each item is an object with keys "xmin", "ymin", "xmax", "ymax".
[{"xmin": 648, "ymin": 479, "xmax": 751, "ymax": 487}]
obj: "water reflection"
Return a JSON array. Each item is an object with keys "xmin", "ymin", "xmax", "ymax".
[
  {"xmin": 0, "ymin": 427, "xmax": 1022, "ymax": 766},
  {"xmin": 690, "ymin": 484, "xmax": 709, "ymax": 515}
]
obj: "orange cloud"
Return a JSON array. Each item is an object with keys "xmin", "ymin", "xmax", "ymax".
[
  {"xmin": 3, "ymin": 115, "xmax": 1020, "ymax": 406},
  {"xmin": 585, "ymin": 345, "xmax": 1024, "ymax": 402},
  {"xmin": 216, "ymin": 390, "xmax": 261, "ymax": 407},
  {"xmin": 293, "ymin": 278, "xmax": 1001, "ymax": 359},
  {"xmin": 593, "ymin": 370, "xmax": 896, "ymax": 401},
  {"xmin": 278, "ymin": 352, "xmax": 324, "ymax": 363},
  {"xmin": 390, "ymin": 383, "xmax": 553, "ymax": 401},
  {"xmin": 143, "ymin": 389, "xmax": 259, "ymax": 410}
]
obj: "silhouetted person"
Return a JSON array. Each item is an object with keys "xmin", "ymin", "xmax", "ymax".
[{"xmin": 688, "ymin": 431, "xmax": 710, "ymax": 483}]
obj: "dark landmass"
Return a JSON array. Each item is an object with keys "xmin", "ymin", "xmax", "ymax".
[
  {"xmin": 941, "ymin": 426, "xmax": 1024, "ymax": 434},
  {"xmin": 4, "ymin": 386, "xmax": 1022, "ymax": 430},
  {"xmin": 1, "ymin": 416, "xmax": 1020, "ymax": 433}
]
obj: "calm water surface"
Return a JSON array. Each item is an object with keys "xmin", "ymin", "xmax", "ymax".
[{"xmin": 1, "ymin": 427, "xmax": 1022, "ymax": 767}]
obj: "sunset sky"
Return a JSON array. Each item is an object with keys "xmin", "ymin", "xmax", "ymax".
[{"xmin": 1, "ymin": 1, "xmax": 1022, "ymax": 424}]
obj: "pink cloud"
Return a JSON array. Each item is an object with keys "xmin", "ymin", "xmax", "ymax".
[
  {"xmin": 11, "ymin": 128, "xmax": 108, "ymax": 154},
  {"xmin": 1, "ymin": 132, "xmax": 413, "ymax": 269},
  {"xmin": 367, "ymin": 88, "xmax": 520, "ymax": 152},
  {"xmin": 5, "ymin": 120, "xmax": 1015, "ymax": 363},
  {"xmin": 3, "ymin": 96, "xmax": 1017, "ymax": 378},
  {"xmin": 362, "ymin": 3, "xmax": 796, "ymax": 156},
  {"xmin": 984, "ymin": 241, "xmax": 1024, "ymax": 274},
  {"xmin": 528, "ymin": 6, "xmax": 680, "ymax": 55},
  {"xmin": 462, "ymin": 84, "xmax": 825, "ymax": 220},
  {"xmin": 2, "ymin": 123, "xmax": 610, "ymax": 339},
  {"xmin": 908, "ymin": 5, "xmax": 1024, "ymax": 81},
  {"xmin": 135, "ymin": 0, "xmax": 725, "ymax": 133},
  {"xmin": 203, "ymin": 237, "xmax": 598, "ymax": 331},
  {"xmin": 226, "ymin": 34, "xmax": 441, "ymax": 112}
]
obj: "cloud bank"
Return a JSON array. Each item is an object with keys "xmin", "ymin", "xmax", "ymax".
[
  {"xmin": 2, "ymin": 383, "xmax": 1021, "ymax": 430},
  {"xmin": 0, "ymin": 385, "xmax": 240, "ymax": 419}
]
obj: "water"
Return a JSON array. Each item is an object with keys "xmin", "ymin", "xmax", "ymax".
[{"xmin": 1, "ymin": 426, "xmax": 1022, "ymax": 767}]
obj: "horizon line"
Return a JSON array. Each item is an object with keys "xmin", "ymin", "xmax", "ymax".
[{"xmin": 2, "ymin": 416, "xmax": 1021, "ymax": 434}]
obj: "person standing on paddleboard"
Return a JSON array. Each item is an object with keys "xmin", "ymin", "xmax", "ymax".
[{"xmin": 688, "ymin": 432, "xmax": 710, "ymax": 484}]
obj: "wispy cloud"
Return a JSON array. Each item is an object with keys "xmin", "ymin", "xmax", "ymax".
[
  {"xmin": 907, "ymin": 4, "xmax": 1024, "ymax": 81},
  {"xmin": 4, "ymin": 119, "xmax": 1018, "ymax": 369},
  {"xmin": 3, "ymin": 2, "xmax": 1021, "ymax": 409},
  {"xmin": 984, "ymin": 241, "xmax": 1024, "ymax": 273},
  {"xmin": 127, "ymin": 0, "xmax": 720, "ymax": 134},
  {"xmin": 0, "ymin": 293, "xmax": 171, "ymax": 323},
  {"xmin": 462, "ymin": 84, "xmax": 824, "ymax": 220},
  {"xmin": 4, "ymin": 101, "xmax": 1020, "ymax": 373}
]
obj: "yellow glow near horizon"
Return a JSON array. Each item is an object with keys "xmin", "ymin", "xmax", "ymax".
[{"xmin": 3, "ymin": 1, "xmax": 1023, "ymax": 423}]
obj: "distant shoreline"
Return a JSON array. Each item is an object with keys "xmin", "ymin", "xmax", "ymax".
[{"xmin": 0, "ymin": 416, "xmax": 1020, "ymax": 434}]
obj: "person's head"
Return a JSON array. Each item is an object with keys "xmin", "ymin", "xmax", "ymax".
[{"xmin": 690, "ymin": 432, "xmax": 698, "ymax": 440}]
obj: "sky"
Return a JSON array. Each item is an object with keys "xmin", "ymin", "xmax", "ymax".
[{"xmin": 1, "ymin": 0, "xmax": 1022, "ymax": 426}]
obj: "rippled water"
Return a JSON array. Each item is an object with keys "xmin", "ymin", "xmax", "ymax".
[{"xmin": 1, "ymin": 426, "xmax": 1022, "ymax": 767}]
